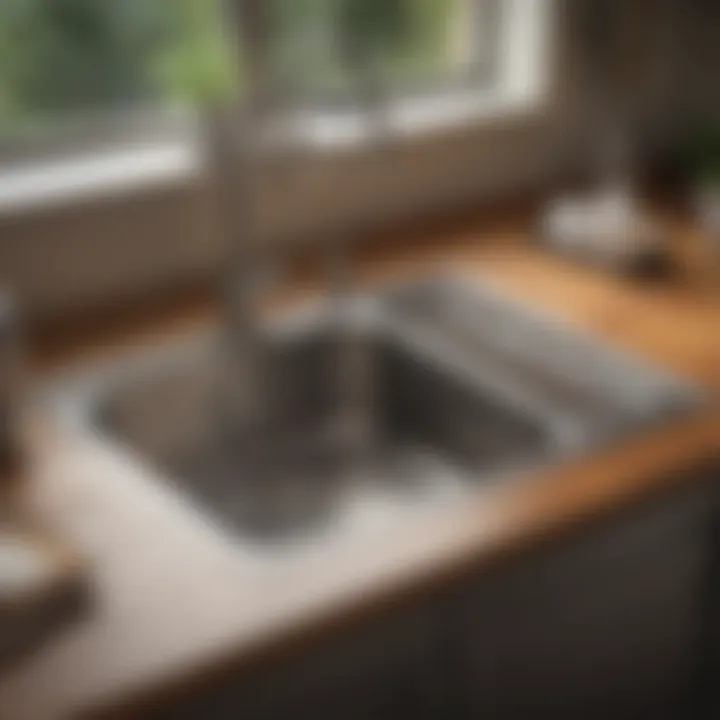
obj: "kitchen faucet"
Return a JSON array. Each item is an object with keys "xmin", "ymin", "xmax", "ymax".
[{"xmin": 207, "ymin": 0, "xmax": 391, "ymax": 473}]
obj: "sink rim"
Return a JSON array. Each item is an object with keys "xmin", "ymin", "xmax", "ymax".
[
  {"xmin": 36, "ymin": 275, "xmax": 706, "ymax": 550},
  {"xmin": 44, "ymin": 294, "xmax": 585, "ymax": 442},
  {"xmin": 39, "ymin": 296, "xmax": 587, "ymax": 549}
]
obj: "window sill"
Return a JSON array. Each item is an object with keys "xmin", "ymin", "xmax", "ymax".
[
  {"xmin": 0, "ymin": 85, "xmax": 549, "ymax": 223},
  {"xmin": 0, "ymin": 142, "xmax": 197, "ymax": 219},
  {"xmin": 283, "ymin": 83, "xmax": 543, "ymax": 150}
]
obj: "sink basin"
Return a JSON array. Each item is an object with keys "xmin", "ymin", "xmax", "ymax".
[
  {"xmin": 85, "ymin": 306, "xmax": 558, "ymax": 545},
  {"xmin": 49, "ymin": 276, "xmax": 702, "ymax": 549}
]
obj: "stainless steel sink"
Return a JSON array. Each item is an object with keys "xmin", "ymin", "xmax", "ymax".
[
  {"xmin": 83, "ymin": 304, "xmax": 562, "ymax": 545},
  {"xmin": 49, "ymin": 277, "xmax": 703, "ymax": 549}
]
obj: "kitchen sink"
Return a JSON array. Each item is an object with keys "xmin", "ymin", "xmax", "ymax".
[
  {"xmin": 84, "ymin": 305, "xmax": 562, "ymax": 545},
  {"xmin": 50, "ymin": 276, "xmax": 703, "ymax": 549}
]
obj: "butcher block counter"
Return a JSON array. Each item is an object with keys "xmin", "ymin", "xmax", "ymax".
[{"xmin": 0, "ymin": 206, "xmax": 719, "ymax": 719}]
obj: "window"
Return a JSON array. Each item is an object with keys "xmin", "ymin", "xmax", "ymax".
[
  {"xmin": 263, "ymin": 0, "xmax": 501, "ymax": 107},
  {"xmin": 0, "ymin": 0, "xmax": 504, "ymax": 156},
  {"xmin": 0, "ymin": 0, "xmax": 232, "ymax": 151}
]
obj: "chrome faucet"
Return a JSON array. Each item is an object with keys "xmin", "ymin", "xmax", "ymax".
[
  {"xmin": 207, "ymin": 0, "xmax": 392, "ymax": 469},
  {"xmin": 207, "ymin": 0, "xmax": 277, "ymax": 441}
]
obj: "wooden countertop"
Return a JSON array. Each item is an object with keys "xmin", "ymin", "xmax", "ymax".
[{"xmin": 1, "ymin": 208, "xmax": 719, "ymax": 719}]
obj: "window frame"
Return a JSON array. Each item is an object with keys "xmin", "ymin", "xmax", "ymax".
[{"xmin": 0, "ymin": 0, "xmax": 514, "ymax": 168}]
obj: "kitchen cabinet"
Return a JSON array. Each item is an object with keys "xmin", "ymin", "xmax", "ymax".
[
  {"xmin": 459, "ymin": 469, "xmax": 716, "ymax": 720},
  {"xmin": 159, "ymin": 469, "xmax": 716, "ymax": 720},
  {"xmin": 161, "ymin": 598, "xmax": 449, "ymax": 720}
]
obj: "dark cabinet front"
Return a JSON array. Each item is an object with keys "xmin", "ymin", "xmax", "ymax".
[{"xmin": 159, "ymin": 470, "xmax": 717, "ymax": 720}]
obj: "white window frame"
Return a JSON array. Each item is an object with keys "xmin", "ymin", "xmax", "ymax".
[{"xmin": 0, "ymin": 0, "xmax": 554, "ymax": 217}]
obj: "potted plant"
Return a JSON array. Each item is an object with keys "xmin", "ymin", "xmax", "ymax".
[{"xmin": 683, "ymin": 123, "xmax": 720, "ymax": 244}]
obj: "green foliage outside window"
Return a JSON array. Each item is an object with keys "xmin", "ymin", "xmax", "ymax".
[
  {"xmin": 268, "ymin": 0, "xmax": 460, "ymax": 97},
  {"xmin": 0, "ymin": 0, "xmax": 471, "ymax": 136},
  {"xmin": 0, "ymin": 0, "xmax": 233, "ymax": 133}
]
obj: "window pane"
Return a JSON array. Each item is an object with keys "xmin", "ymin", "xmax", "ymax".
[
  {"xmin": 265, "ymin": 0, "xmax": 342, "ymax": 99},
  {"xmin": 0, "ymin": 0, "xmax": 231, "ymax": 139},
  {"xmin": 0, "ymin": 0, "xmax": 502, "ymax": 145},
  {"xmin": 266, "ymin": 0, "xmax": 500, "ymax": 101}
]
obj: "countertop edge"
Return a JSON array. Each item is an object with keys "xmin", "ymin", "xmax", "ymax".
[{"xmin": 86, "ymin": 406, "xmax": 720, "ymax": 720}]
